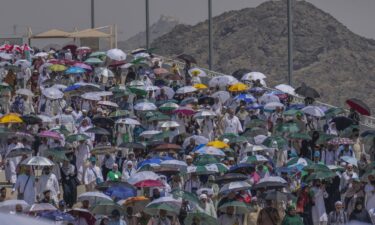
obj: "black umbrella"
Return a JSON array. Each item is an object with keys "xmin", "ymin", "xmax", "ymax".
[
  {"xmin": 119, "ymin": 142, "xmax": 146, "ymax": 149},
  {"xmin": 331, "ymin": 116, "xmax": 354, "ymax": 131},
  {"xmin": 262, "ymin": 190, "xmax": 296, "ymax": 202},
  {"xmin": 295, "ymin": 83, "xmax": 320, "ymax": 98},
  {"xmin": 198, "ymin": 96, "xmax": 215, "ymax": 105},
  {"xmin": 215, "ymin": 173, "xmax": 248, "ymax": 184},
  {"xmin": 85, "ymin": 127, "xmax": 111, "ymax": 135},
  {"xmin": 177, "ymin": 54, "xmax": 197, "ymax": 64},
  {"xmin": 21, "ymin": 114, "xmax": 42, "ymax": 124},
  {"xmin": 232, "ymin": 68, "xmax": 251, "ymax": 80},
  {"xmin": 92, "ymin": 116, "xmax": 114, "ymax": 126}
]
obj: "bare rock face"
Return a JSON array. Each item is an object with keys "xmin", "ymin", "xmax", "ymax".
[
  {"xmin": 151, "ymin": 0, "xmax": 375, "ymax": 111},
  {"xmin": 118, "ymin": 15, "xmax": 179, "ymax": 51}
]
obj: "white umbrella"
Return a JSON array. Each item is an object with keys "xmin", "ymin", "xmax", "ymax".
[
  {"xmin": 209, "ymin": 75, "xmax": 238, "ymax": 88},
  {"xmin": 93, "ymin": 91, "xmax": 113, "ymax": 97},
  {"xmin": 302, "ymin": 106, "xmax": 325, "ymax": 117},
  {"xmin": 0, "ymin": 52, "xmax": 13, "ymax": 60},
  {"xmin": 0, "ymin": 200, "xmax": 30, "ymax": 212},
  {"xmin": 134, "ymin": 102, "xmax": 157, "ymax": 111},
  {"xmin": 264, "ymin": 102, "xmax": 284, "ymax": 111},
  {"xmin": 259, "ymin": 93, "xmax": 280, "ymax": 104},
  {"xmin": 155, "ymin": 86, "xmax": 175, "ymax": 99},
  {"xmin": 106, "ymin": 48, "xmax": 126, "ymax": 61},
  {"xmin": 81, "ymin": 92, "xmax": 101, "ymax": 101},
  {"xmin": 275, "ymin": 84, "xmax": 296, "ymax": 95},
  {"xmin": 95, "ymin": 67, "xmax": 114, "ymax": 78},
  {"xmin": 160, "ymin": 121, "xmax": 180, "ymax": 128},
  {"xmin": 51, "ymin": 84, "xmax": 67, "ymax": 91},
  {"xmin": 241, "ymin": 72, "xmax": 266, "ymax": 81},
  {"xmin": 219, "ymin": 181, "xmax": 251, "ymax": 194},
  {"xmin": 195, "ymin": 146, "xmax": 225, "ymax": 156},
  {"xmin": 254, "ymin": 135, "xmax": 268, "ymax": 145},
  {"xmin": 77, "ymin": 192, "xmax": 113, "ymax": 205},
  {"xmin": 193, "ymin": 110, "xmax": 217, "ymax": 118},
  {"xmin": 176, "ymin": 86, "xmax": 197, "ymax": 94},
  {"xmin": 29, "ymin": 203, "xmax": 57, "ymax": 212},
  {"xmin": 255, "ymin": 176, "xmax": 287, "ymax": 189},
  {"xmin": 34, "ymin": 52, "xmax": 49, "ymax": 58},
  {"xmin": 182, "ymin": 135, "xmax": 209, "ymax": 148},
  {"xmin": 21, "ymin": 156, "xmax": 54, "ymax": 166},
  {"xmin": 37, "ymin": 115, "xmax": 53, "ymax": 123},
  {"xmin": 127, "ymin": 171, "xmax": 159, "ymax": 185},
  {"xmin": 116, "ymin": 118, "xmax": 141, "ymax": 125},
  {"xmin": 250, "ymin": 144, "xmax": 270, "ymax": 152},
  {"xmin": 139, "ymin": 130, "xmax": 161, "ymax": 138},
  {"xmin": 0, "ymin": 213, "xmax": 54, "ymax": 225},
  {"xmin": 0, "ymin": 62, "xmax": 11, "ymax": 67},
  {"xmin": 42, "ymin": 88, "xmax": 63, "ymax": 99},
  {"xmin": 128, "ymin": 80, "xmax": 144, "ymax": 87},
  {"xmin": 14, "ymin": 59, "xmax": 31, "ymax": 68},
  {"xmin": 188, "ymin": 68, "xmax": 207, "ymax": 77},
  {"xmin": 160, "ymin": 160, "xmax": 188, "ymax": 170},
  {"xmin": 98, "ymin": 101, "xmax": 119, "ymax": 108},
  {"xmin": 16, "ymin": 88, "xmax": 34, "ymax": 97},
  {"xmin": 211, "ymin": 91, "xmax": 230, "ymax": 104}
]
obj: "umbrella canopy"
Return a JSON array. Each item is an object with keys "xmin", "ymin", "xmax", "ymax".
[
  {"xmin": 218, "ymin": 201, "xmax": 252, "ymax": 214},
  {"xmin": 67, "ymin": 208, "xmax": 96, "ymax": 225},
  {"xmin": 193, "ymin": 110, "xmax": 216, "ymax": 119},
  {"xmin": 275, "ymin": 84, "xmax": 296, "ymax": 95},
  {"xmin": 275, "ymin": 122, "xmax": 300, "ymax": 133},
  {"xmin": 65, "ymin": 66, "xmax": 86, "ymax": 74},
  {"xmin": 21, "ymin": 156, "xmax": 54, "ymax": 166},
  {"xmin": 95, "ymin": 67, "xmax": 114, "ymax": 78},
  {"xmin": 127, "ymin": 171, "xmax": 160, "ymax": 185},
  {"xmin": 0, "ymin": 113, "xmax": 23, "ymax": 124},
  {"xmin": 176, "ymin": 86, "xmax": 197, "ymax": 94},
  {"xmin": 77, "ymin": 192, "xmax": 113, "ymax": 205},
  {"xmin": 219, "ymin": 181, "xmax": 252, "ymax": 194},
  {"xmin": 328, "ymin": 137, "xmax": 354, "ymax": 145},
  {"xmin": 331, "ymin": 116, "xmax": 354, "ymax": 131},
  {"xmin": 306, "ymin": 170, "xmax": 338, "ymax": 182},
  {"xmin": 262, "ymin": 136, "xmax": 287, "ymax": 149},
  {"xmin": 254, "ymin": 176, "xmax": 287, "ymax": 189},
  {"xmin": 228, "ymin": 82, "xmax": 249, "ymax": 92},
  {"xmin": 29, "ymin": 203, "xmax": 57, "ymax": 212},
  {"xmin": 98, "ymin": 100, "xmax": 118, "ymax": 108},
  {"xmin": 42, "ymin": 87, "xmax": 64, "ymax": 99},
  {"xmin": 182, "ymin": 135, "xmax": 209, "ymax": 148},
  {"xmin": 66, "ymin": 133, "xmax": 90, "ymax": 143},
  {"xmin": 154, "ymin": 143, "xmax": 182, "ymax": 152},
  {"xmin": 0, "ymin": 200, "xmax": 30, "ymax": 212},
  {"xmin": 207, "ymin": 140, "xmax": 229, "ymax": 149},
  {"xmin": 39, "ymin": 130, "xmax": 62, "ymax": 140},
  {"xmin": 187, "ymin": 163, "xmax": 228, "ymax": 174},
  {"xmin": 134, "ymin": 102, "xmax": 157, "ymax": 111},
  {"xmin": 184, "ymin": 211, "xmax": 217, "ymax": 225},
  {"xmin": 295, "ymin": 83, "xmax": 320, "ymax": 98},
  {"xmin": 160, "ymin": 120, "xmax": 180, "ymax": 128},
  {"xmin": 240, "ymin": 155, "xmax": 268, "ymax": 164},
  {"xmin": 211, "ymin": 91, "xmax": 231, "ymax": 103},
  {"xmin": 39, "ymin": 210, "xmax": 75, "ymax": 222},
  {"xmin": 0, "ymin": 213, "xmax": 55, "ymax": 225},
  {"xmin": 341, "ymin": 156, "xmax": 358, "ymax": 167},
  {"xmin": 159, "ymin": 102, "xmax": 179, "ymax": 111},
  {"xmin": 209, "ymin": 75, "xmax": 238, "ymax": 88},
  {"xmin": 346, "ymin": 98, "xmax": 371, "ymax": 116},
  {"xmin": 84, "ymin": 57, "xmax": 103, "ymax": 64},
  {"xmin": 288, "ymin": 132, "xmax": 312, "ymax": 140},
  {"xmin": 122, "ymin": 196, "xmax": 150, "ymax": 213},
  {"xmin": 90, "ymin": 201, "xmax": 123, "ymax": 215},
  {"xmin": 195, "ymin": 146, "xmax": 225, "ymax": 156},
  {"xmin": 85, "ymin": 127, "xmax": 110, "ymax": 135},
  {"xmin": 92, "ymin": 117, "xmax": 115, "ymax": 126},
  {"xmin": 16, "ymin": 88, "xmax": 34, "ymax": 97},
  {"xmin": 193, "ymin": 83, "xmax": 208, "ymax": 90},
  {"xmin": 215, "ymin": 173, "xmax": 249, "ymax": 184},
  {"xmin": 263, "ymin": 102, "xmax": 284, "ymax": 111},
  {"xmin": 106, "ymin": 48, "xmax": 126, "ymax": 61},
  {"xmin": 160, "ymin": 160, "xmax": 187, "ymax": 170},
  {"xmin": 6, "ymin": 148, "xmax": 32, "ymax": 158},
  {"xmin": 188, "ymin": 67, "xmax": 207, "ymax": 77},
  {"xmin": 302, "ymin": 106, "xmax": 325, "ymax": 117},
  {"xmin": 49, "ymin": 64, "xmax": 67, "ymax": 72},
  {"xmin": 241, "ymin": 71, "xmax": 266, "ymax": 81}
]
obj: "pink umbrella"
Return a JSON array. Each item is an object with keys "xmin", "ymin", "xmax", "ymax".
[
  {"xmin": 73, "ymin": 62, "xmax": 92, "ymax": 71},
  {"xmin": 173, "ymin": 107, "xmax": 196, "ymax": 116},
  {"xmin": 134, "ymin": 180, "xmax": 164, "ymax": 188},
  {"xmin": 39, "ymin": 130, "xmax": 62, "ymax": 140}
]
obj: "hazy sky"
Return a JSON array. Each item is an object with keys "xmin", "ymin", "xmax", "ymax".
[{"xmin": 1, "ymin": 0, "xmax": 375, "ymax": 42}]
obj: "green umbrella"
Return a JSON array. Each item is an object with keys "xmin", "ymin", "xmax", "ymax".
[
  {"xmin": 50, "ymin": 125, "xmax": 71, "ymax": 137},
  {"xmin": 323, "ymin": 107, "xmax": 345, "ymax": 119},
  {"xmin": 242, "ymin": 127, "xmax": 268, "ymax": 137},
  {"xmin": 171, "ymin": 189, "xmax": 200, "ymax": 204},
  {"xmin": 305, "ymin": 170, "xmax": 337, "ymax": 182},
  {"xmin": 285, "ymin": 157, "xmax": 313, "ymax": 167},
  {"xmin": 151, "ymin": 131, "xmax": 171, "ymax": 140},
  {"xmin": 218, "ymin": 201, "xmax": 252, "ymax": 214},
  {"xmin": 245, "ymin": 119, "xmax": 266, "ymax": 128},
  {"xmin": 276, "ymin": 122, "xmax": 300, "ymax": 133},
  {"xmin": 90, "ymin": 51, "xmax": 106, "ymax": 58},
  {"xmin": 193, "ymin": 155, "xmax": 221, "ymax": 166},
  {"xmin": 144, "ymin": 202, "xmax": 180, "ymax": 216},
  {"xmin": 43, "ymin": 150, "xmax": 68, "ymax": 162},
  {"xmin": 127, "ymin": 86, "xmax": 147, "ymax": 96},
  {"xmin": 316, "ymin": 133, "xmax": 337, "ymax": 145},
  {"xmin": 90, "ymin": 201, "xmax": 123, "ymax": 215},
  {"xmin": 159, "ymin": 102, "xmax": 179, "ymax": 111},
  {"xmin": 148, "ymin": 114, "xmax": 170, "ymax": 122},
  {"xmin": 360, "ymin": 169, "xmax": 375, "ymax": 182},
  {"xmin": 228, "ymin": 136, "xmax": 248, "ymax": 143},
  {"xmin": 0, "ymin": 82, "xmax": 13, "ymax": 92},
  {"xmin": 84, "ymin": 58, "xmax": 103, "ymax": 64},
  {"xmin": 283, "ymin": 109, "xmax": 303, "ymax": 116},
  {"xmin": 131, "ymin": 57, "xmax": 147, "ymax": 65},
  {"xmin": 288, "ymin": 132, "xmax": 312, "ymax": 140},
  {"xmin": 262, "ymin": 136, "xmax": 287, "ymax": 149},
  {"xmin": 187, "ymin": 163, "xmax": 228, "ymax": 174},
  {"xmin": 220, "ymin": 133, "xmax": 238, "ymax": 140},
  {"xmin": 184, "ymin": 211, "xmax": 217, "ymax": 225},
  {"xmin": 85, "ymin": 127, "xmax": 110, "ymax": 135},
  {"xmin": 109, "ymin": 110, "xmax": 131, "ymax": 118},
  {"xmin": 91, "ymin": 146, "xmax": 117, "ymax": 155},
  {"xmin": 302, "ymin": 163, "xmax": 330, "ymax": 172},
  {"xmin": 66, "ymin": 134, "xmax": 90, "ymax": 143}
]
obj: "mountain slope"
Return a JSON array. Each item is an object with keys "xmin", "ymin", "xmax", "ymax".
[
  {"xmin": 151, "ymin": 0, "xmax": 375, "ymax": 111},
  {"xmin": 118, "ymin": 15, "xmax": 179, "ymax": 51}
]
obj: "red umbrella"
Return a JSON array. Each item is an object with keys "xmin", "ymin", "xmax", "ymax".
[
  {"xmin": 134, "ymin": 179, "xmax": 164, "ymax": 188},
  {"xmin": 67, "ymin": 208, "xmax": 96, "ymax": 225},
  {"xmin": 173, "ymin": 107, "xmax": 196, "ymax": 116},
  {"xmin": 346, "ymin": 98, "xmax": 371, "ymax": 116}
]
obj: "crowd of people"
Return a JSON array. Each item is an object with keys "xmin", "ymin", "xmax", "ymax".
[{"xmin": 0, "ymin": 43, "xmax": 374, "ymax": 225}]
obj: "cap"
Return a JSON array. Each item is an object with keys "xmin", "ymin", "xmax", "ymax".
[
  {"xmin": 335, "ymin": 201, "xmax": 343, "ymax": 206},
  {"xmin": 127, "ymin": 161, "xmax": 133, "ymax": 166},
  {"xmin": 65, "ymin": 106, "xmax": 73, "ymax": 112},
  {"xmin": 199, "ymin": 194, "xmax": 207, "ymax": 200},
  {"xmin": 186, "ymin": 155, "xmax": 193, "ymax": 160}
]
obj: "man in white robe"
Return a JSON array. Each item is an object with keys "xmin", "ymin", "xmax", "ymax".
[
  {"xmin": 223, "ymin": 109, "xmax": 243, "ymax": 134},
  {"xmin": 75, "ymin": 140, "xmax": 91, "ymax": 182},
  {"xmin": 12, "ymin": 167, "xmax": 36, "ymax": 205},
  {"xmin": 311, "ymin": 180, "xmax": 329, "ymax": 225},
  {"xmin": 36, "ymin": 167, "xmax": 60, "ymax": 203},
  {"xmin": 84, "ymin": 158, "xmax": 103, "ymax": 191},
  {"xmin": 218, "ymin": 206, "xmax": 243, "ymax": 225},
  {"xmin": 121, "ymin": 161, "xmax": 136, "ymax": 182}
]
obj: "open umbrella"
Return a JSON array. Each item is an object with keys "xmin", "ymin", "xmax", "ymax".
[
  {"xmin": 95, "ymin": 67, "xmax": 114, "ymax": 78},
  {"xmin": 77, "ymin": 192, "xmax": 113, "ymax": 205},
  {"xmin": 207, "ymin": 140, "xmax": 229, "ymax": 149},
  {"xmin": 85, "ymin": 57, "xmax": 103, "ymax": 64},
  {"xmin": 160, "ymin": 121, "xmax": 180, "ymax": 128},
  {"xmin": 98, "ymin": 100, "xmax": 119, "ymax": 108},
  {"xmin": 66, "ymin": 133, "xmax": 90, "ymax": 143},
  {"xmin": 39, "ymin": 130, "xmax": 62, "ymax": 140},
  {"xmin": 295, "ymin": 83, "xmax": 320, "ymax": 98},
  {"xmin": 215, "ymin": 173, "xmax": 248, "ymax": 184},
  {"xmin": 0, "ymin": 113, "xmax": 23, "ymax": 124},
  {"xmin": 16, "ymin": 88, "xmax": 34, "ymax": 97},
  {"xmin": 211, "ymin": 91, "xmax": 230, "ymax": 103},
  {"xmin": 21, "ymin": 156, "xmax": 54, "ymax": 166},
  {"xmin": 106, "ymin": 48, "xmax": 126, "ymax": 61},
  {"xmin": 331, "ymin": 116, "xmax": 354, "ymax": 131},
  {"xmin": 182, "ymin": 135, "xmax": 209, "ymax": 148},
  {"xmin": 67, "ymin": 208, "xmax": 96, "ymax": 225},
  {"xmin": 92, "ymin": 116, "xmax": 114, "ymax": 126},
  {"xmin": 275, "ymin": 84, "xmax": 296, "ymax": 95},
  {"xmin": 262, "ymin": 136, "xmax": 287, "ymax": 149},
  {"xmin": 154, "ymin": 143, "xmax": 182, "ymax": 152},
  {"xmin": 39, "ymin": 210, "xmax": 75, "ymax": 222},
  {"xmin": 127, "ymin": 171, "xmax": 160, "ymax": 185},
  {"xmin": 328, "ymin": 137, "xmax": 354, "ymax": 145},
  {"xmin": 6, "ymin": 148, "xmax": 32, "ymax": 158},
  {"xmin": 0, "ymin": 213, "xmax": 55, "ymax": 225},
  {"xmin": 195, "ymin": 146, "xmax": 225, "ymax": 157},
  {"xmin": 346, "ymin": 98, "xmax": 371, "ymax": 116},
  {"xmin": 21, "ymin": 114, "xmax": 42, "ymax": 124},
  {"xmin": 193, "ymin": 110, "xmax": 216, "ymax": 119},
  {"xmin": 228, "ymin": 82, "xmax": 249, "ymax": 92},
  {"xmin": 176, "ymin": 86, "xmax": 197, "ymax": 94},
  {"xmin": 188, "ymin": 68, "xmax": 207, "ymax": 77},
  {"xmin": 275, "ymin": 122, "xmax": 300, "ymax": 133},
  {"xmin": 42, "ymin": 87, "xmax": 64, "ymax": 99},
  {"xmin": 341, "ymin": 156, "xmax": 358, "ymax": 167},
  {"xmin": 122, "ymin": 196, "xmax": 150, "ymax": 213},
  {"xmin": 219, "ymin": 181, "xmax": 251, "ymax": 194},
  {"xmin": 85, "ymin": 127, "xmax": 110, "ymax": 135},
  {"xmin": 306, "ymin": 170, "xmax": 338, "ymax": 182},
  {"xmin": 65, "ymin": 66, "xmax": 86, "ymax": 74},
  {"xmin": 254, "ymin": 176, "xmax": 287, "ymax": 189},
  {"xmin": 218, "ymin": 201, "xmax": 252, "ymax": 214},
  {"xmin": 209, "ymin": 75, "xmax": 238, "ymax": 88},
  {"xmin": 184, "ymin": 211, "xmax": 217, "ymax": 225},
  {"xmin": 288, "ymin": 132, "xmax": 312, "ymax": 140},
  {"xmin": 263, "ymin": 102, "xmax": 284, "ymax": 111},
  {"xmin": 0, "ymin": 200, "xmax": 30, "ymax": 212},
  {"xmin": 302, "ymin": 106, "xmax": 325, "ymax": 117},
  {"xmin": 91, "ymin": 201, "xmax": 123, "ymax": 215},
  {"xmin": 241, "ymin": 72, "xmax": 266, "ymax": 81},
  {"xmin": 240, "ymin": 155, "xmax": 268, "ymax": 164},
  {"xmin": 134, "ymin": 102, "xmax": 157, "ymax": 111},
  {"xmin": 49, "ymin": 64, "xmax": 67, "ymax": 72},
  {"xmin": 29, "ymin": 203, "xmax": 57, "ymax": 212}
]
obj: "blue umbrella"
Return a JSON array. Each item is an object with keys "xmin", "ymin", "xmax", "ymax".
[
  {"xmin": 286, "ymin": 104, "xmax": 305, "ymax": 110},
  {"xmin": 65, "ymin": 66, "xmax": 86, "ymax": 74},
  {"xmin": 229, "ymin": 163, "xmax": 255, "ymax": 173},
  {"xmin": 247, "ymin": 103, "xmax": 263, "ymax": 110},
  {"xmin": 64, "ymin": 84, "xmax": 82, "ymax": 92},
  {"xmin": 234, "ymin": 93, "xmax": 256, "ymax": 103},
  {"xmin": 137, "ymin": 158, "xmax": 163, "ymax": 169},
  {"xmin": 39, "ymin": 210, "xmax": 75, "ymax": 222},
  {"xmin": 105, "ymin": 186, "xmax": 137, "ymax": 200}
]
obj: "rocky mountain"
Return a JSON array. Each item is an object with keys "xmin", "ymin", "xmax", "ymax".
[
  {"xmin": 151, "ymin": 0, "xmax": 375, "ymax": 112},
  {"xmin": 118, "ymin": 15, "xmax": 179, "ymax": 51}
]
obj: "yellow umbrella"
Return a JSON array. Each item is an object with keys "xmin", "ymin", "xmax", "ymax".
[
  {"xmin": 123, "ymin": 196, "xmax": 150, "ymax": 213},
  {"xmin": 49, "ymin": 64, "xmax": 67, "ymax": 72},
  {"xmin": 207, "ymin": 140, "xmax": 229, "ymax": 149},
  {"xmin": 193, "ymin": 83, "xmax": 208, "ymax": 89},
  {"xmin": 0, "ymin": 113, "xmax": 23, "ymax": 124},
  {"xmin": 228, "ymin": 82, "xmax": 249, "ymax": 92}
]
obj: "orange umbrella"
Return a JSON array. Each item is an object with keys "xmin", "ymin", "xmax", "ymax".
[{"xmin": 123, "ymin": 196, "xmax": 150, "ymax": 213}]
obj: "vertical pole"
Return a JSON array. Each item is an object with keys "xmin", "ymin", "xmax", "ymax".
[
  {"xmin": 208, "ymin": 0, "xmax": 213, "ymax": 70},
  {"xmin": 91, "ymin": 0, "xmax": 95, "ymax": 28},
  {"xmin": 145, "ymin": 0, "xmax": 150, "ymax": 50},
  {"xmin": 114, "ymin": 24, "xmax": 118, "ymax": 48},
  {"xmin": 287, "ymin": 0, "xmax": 293, "ymax": 86}
]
